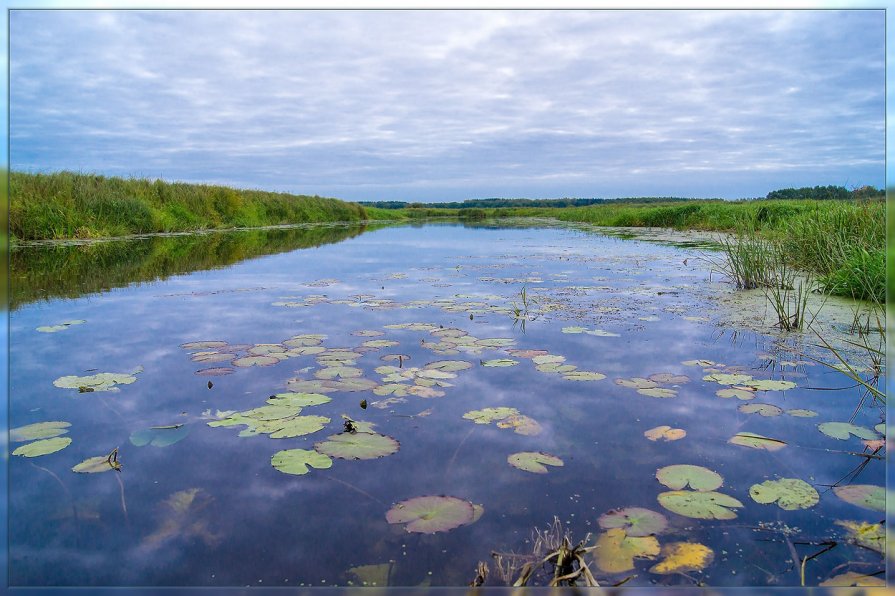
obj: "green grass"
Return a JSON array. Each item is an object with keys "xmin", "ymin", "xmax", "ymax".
[{"xmin": 10, "ymin": 171, "xmax": 370, "ymax": 241}]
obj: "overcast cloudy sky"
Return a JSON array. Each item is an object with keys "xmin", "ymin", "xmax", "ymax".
[{"xmin": 10, "ymin": 9, "xmax": 884, "ymax": 201}]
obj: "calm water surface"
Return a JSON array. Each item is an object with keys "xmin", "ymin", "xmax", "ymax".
[{"xmin": 9, "ymin": 221, "xmax": 885, "ymax": 587}]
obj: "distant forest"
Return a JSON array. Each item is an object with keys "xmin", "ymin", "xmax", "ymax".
[{"xmin": 360, "ymin": 185, "xmax": 884, "ymax": 209}]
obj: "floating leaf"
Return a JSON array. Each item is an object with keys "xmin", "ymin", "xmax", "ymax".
[
  {"xmin": 12, "ymin": 437, "xmax": 72, "ymax": 457},
  {"xmin": 181, "ymin": 341, "xmax": 228, "ymax": 350},
  {"xmin": 682, "ymin": 359, "xmax": 715, "ymax": 367},
  {"xmin": 835, "ymin": 520, "xmax": 885, "ymax": 553},
  {"xmin": 496, "ymin": 414, "xmax": 542, "ymax": 436},
  {"xmin": 463, "ymin": 407, "xmax": 519, "ymax": 424},
  {"xmin": 715, "ymin": 388, "xmax": 755, "ymax": 400},
  {"xmin": 475, "ymin": 338, "xmax": 516, "ymax": 347},
  {"xmin": 37, "ymin": 320, "xmax": 85, "ymax": 333},
  {"xmin": 507, "ymin": 451, "xmax": 564, "ymax": 474},
  {"xmin": 381, "ymin": 354, "xmax": 411, "ymax": 363},
  {"xmin": 874, "ymin": 422, "xmax": 885, "ymax": 434},
  {"xmin": 129, "ymin": 424, "xmax": 191, "ymax": 447},
  {"xmin": 268, "ymin": 415, "xmax": 331, "ymax": 439},
  {"xmin": 72, "ymin": 455, "xmax": 117, "ymax": 473},
  {"xmin": 749, "ymin": 478, "xmax": 819, "ymax": 510},
  {"xmin": 743, "ymin": 379, "xmax": 796, "ymax": 391},
  {"xmin": 598, "ymin": 507, "xmax": 668, "ymax": 537},
  {"xmin": 195, "ymin": 367, "xmax": 235, "ymax": 376},
  {"xmin": 536, "ymin": 363, "xmax": 577, "ymax": 374},
  {"xmin": 728, "ymin": 432, "xmax": 786, "ymax": 451},
  {"xmin": 657, "ymin": 491, "xmax": 743, "ymax": 520},
  {"xmin": 615, "ymin": 377, "xmax": 657, "ymax": 389},
  {"xmin": 738, "ymin": 403, "xmax": 783, "ymax": 417},
  {"xmin": 315, "ymin": 366, "xmax": 364, "ymax": 380},
  {"xmin": 481, "ymin": 359, "xmax": 518, "ymax": 367},
  {"xmin": 232, "ymin": 355, "xmax": 280, "ymax": 367},
  {"xmin": 314, "ymin": 432, "xmax": 399, "ymax": 460},
  {"xmin": 271, "ymin": 449, "xmax": 333, "ymax": 475},
  {"xmin": 53, "ymin": 370, "xmax": 140, "ymax": 392},
  {"xmin": 267, "ymin": 392, "xmax": 332, "ymax": 407},
  {"xmin": 819, "ymin": 571, "xmax": 885, "ymax": 587},
  {"xmin": 191, "ymin": 352, "xmax": 235, "ymax": 363},
  {"xmin": 532, "ymin": 355, "xmax": 565, "ymax": 365},
  {"xmin": 832, "ymin": 485, "xmax": 885, "ymax": 512},
  {"xmin": 561, "ymin": 326, "xmax": 588, "ymax": 334},
  {"xmin": 786, "ymin": 409, "xmax": 817, "ymax": 418},
  {"xmin": 506, "ymin": 349, "xmax": 549, "ymax": 358},
  {"xmin": 703, "ymin": 373, "xmax": 753, "ymax": 385},
  {"xmin": 648, "ymin": 373, "xmax": 690, "ymax": 384},
  {"xmin": 352, "ymin": 329, "xmax": 384, "ymax": 337},
  {"xmin": 656, "ymin": 464, "xmax": 723, "ymax": 491},
  {"xmin": 10, "ymin": 421, "xmax": 70, "ymax": 442},
  {"xmin": 347, "ymin": 562, "xmax": 393, "ymax": 586},
  {"xmin": 371, "ymin": 396, "xmax": 408, "ymax": 409},
  {"xmin": 637, "ymin": 388, "xmax": 677, "ymax": 398},
  {"xmin": 649, "ymin": 542, "xmax": 714, "ymax": 574},
  {"xmin": 373, "ymin": 383, "xmax": 409, "ymax": 397},
  {"xmin": 818, "ymin": 422, "xmax": 880, "ymax": 441},
  {"xmin": 424, "ymin": 360, "xmax": 473, "ymax": 372},
  {"xmin": 644, "ymin": 426, "xmax": 686, "ymax": 442},
  {"xmin": 287, "ymin": 377, "xmax": 377, "ymax": 393},
  {"xmin": 563, "ymin": 371, "xmax": 607, "ymax": 382},
  {"xmin": 592, "ymin": 528, "xmax": 660, "ymax": 573},
  {"xmin": 407, "ymin": 385, "xmax": 445, "ymax": 398},
  {"xmin": 385, "ymin": 495, "xmax": 475, "ymax": 534},
  {"xmin": 362, "ymin": 339, "xmax": 399, "ymax": 349}
]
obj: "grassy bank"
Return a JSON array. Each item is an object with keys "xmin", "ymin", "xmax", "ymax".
[{"xmin": 10, "ymin": 171, "xmax": 370, "ymax": 241}]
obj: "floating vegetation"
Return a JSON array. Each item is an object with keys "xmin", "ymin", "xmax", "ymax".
[
  {"xmin": 703, "ymin": 373, "xmax": 753, "ymax": 385},
  {"xmin": 12, "ymin": 437, "xmax": 72, "ymax": 458},
  {"xmin": 649, "ymin": 542, "xmax": 714, "ymax": 575},
  {"xmin": 232, "ymin": 355, "xmax": 280, "ymax": 367},
  {"xmin": 267, "ymin": 392, "xmax": 332, "ymax": 407},
  {"xmin": 748, "ymin": 478, "xmax": 819, "ymax": 510},
  {"xmin": 314, "ymin": 432, "xmax": 400, "ymax": 460},
  {"xmin": 738, "ymin": 403, "xmax": 783, "ymax": 417},
  {"xmin": 271, "ymin": 449, "xmax": 333, "ymax": 475},
  {"xmin": 615, "ymin": 378, "xmax": 657, "ymax": 389},
  {"xmin": 597, "ymin": 507, "xmax": 667, "ymax": 537},
  {"xmin": 507, "ymin": 452, "xmax": 564, "ymax": 474},
  {"xmin": 181, "ymin": 341, "xmax": 228, "ymax": 350},
  {"xmin": 715, "ymin": 388, "xmax": 755, "ymax": 400},
  {"xmin": 385, "ymin": 495, "xmax": 480, "ymax": 534},
  {"xmin": 728, "ymin": 432, "xmax": 786, "ymax": 451},
  {"xmin": 10, "ymin": 421, "xmax": 70, "ymax": 442},
  {"xmin": 208, "ymin": 404, "xmax": 330, "ymax": 439},
  {"xmin": 817, "ymin": 422, "xmax": 880, "ymax": 441},
  {"xmin": 648, "ymin": 373, "xmax": 690, "ymax": 384},
  {"xmin": 481, "ymin": 359, "xmax": 518, "ymax": 367},
  {"xmin": 637, "ymin": 387, "xmax": 677, "ymax": 398},
  {"xmin": 129, "ymin": 424, "xmax": 191, "ymax": 447},
  {"xmin": 832, "ymin": 485, "xmax": 885, "ymax": 512},
  {"xmin": 347, "ymin": 562, "xmax": 394, "ymax": 587},
  {"xmin": 561, "ymin": 326, "xmax": 620, "ymax": 337},
  {"xmin": 644, "ymin": 426, "xmax": 686, "ymax": 441},
  {"xmin": 195, "ymin": 367, "xmax": 235, "ymax": 376},
  {"xmin": 53, "ymin": 367, "xmax": 143, "ymax": 393},
  {"xmin": 562, "ymin": 371, "xmax": 606, "ymax": 382},
  {"xmin": 819, "ymin": 571, "xmax": 885, "ymax": 587},
  {"xmin": 287, "ymin": 377, "xmax": 378, "ymax": 394},
  {"xmin": 72, "ymin": 450, "xmax": 120, "ymax": 474},
  {"xmin": 36, "ymin": 319, "xmax": 85, "ymax": 333},
  {"xmin": 835, "ymin": 520, "xmax": 885, "ymax": 553},
  {"xmin": 496, "ymin": 414, "xmax": 542, "ymax": 436},
  {"xmin": 142, "ymin": 488, "xmax": 221, "ymax": 548},
  {"xmin": 657, "ymin": 490, "xmax": 743, "ymax": 520},
  {"xmin": 361, "ymin": 339, "xmax": 399, "ymax": 349},
  {"xmin": 656, "ymin": 464, "xmax": 722, "ymax": 491},
  {"xmin": 463, "ymin": 407, "xmax": 519, "ymax": 425},
  {"xmin": 593, "ymin": 528, "xmax": 659, "ymax": 573}
]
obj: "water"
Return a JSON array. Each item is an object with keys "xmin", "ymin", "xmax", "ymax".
[{"xmin": 9, "ymin": 220, "xmax": 885, "ymax": 587}]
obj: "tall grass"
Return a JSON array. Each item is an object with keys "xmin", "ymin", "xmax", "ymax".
[{"xmin": 10, "ymin": 171, "xmax": 370, "ymax": 241}]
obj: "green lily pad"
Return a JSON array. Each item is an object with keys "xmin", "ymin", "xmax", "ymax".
[
  {"xmin": 284, "ymin": 346, "xmax": 326, "ymax": 356},
  {"xmin": 371, "ymin": 396, "xmax": 408, "ymax": 408},
  {"xmin": 129, "ymin": 424, "xmax": 191, "ymax": 447},
  {"xmin": 463, "ymin": 407, "xmax": 518, "ymax": 424},
  {"xmin": 738, "ymin": 403, "xmax": 783, "ymax": 417},
  {"xmin": 373, "ymin": 384, "xmax": 410, "ymax": 397},
  {"xmin": 268, "ymin": 415, "xmax": 331, "ymax": 439},
  {"xmin": 715, "ymin": 388, "xmax": 755, "ymax": 400},
  {"xmin": 598, "ymin": 507, "xmax": 668, "ymax": 537},
  {"xmin": 656, "ymin": 464, "xmax": 723, "ymax": 491},
  {"xmin": 475, "ymin": 338, "xmax": 516, "ymax": 347},
  {"xmin": 13, "ymin": 437, "xmax": 72, "ymax": 457},
  {"xmin": 249, "ymin": 343, "xmax": 287, "ymax": 355},
  {"xmin": 191, "ymin": 352, "xmax": 236, "ymax": 363},
  {"xmin": 743, "ymin": 379, "xmax": 797, "ymax": 391},
  {"xmin": 181, "ymin": 341, "xmax": 228, "ymax": 350},
  {"xmin": 532, "ymin": 354, "xmax": 565, "ymax": 365},
  {"xmin": 37, "ymin": 320, "xmax": 85, "ymax": 333},
  {"xmin": 832, "ymin": 485, "xmax": 885, "ymax": 512},
  {"xmin": 407, "ymin": 385, "xmax": 445, "ymax": 398},
  {"xmin": 71, "ymin": 455, "xmax": 118, "ymax": 473},
  {"xmin": 818, "ymin": 422, "xmax": 880, "ymax": 441},
  {"xmin": 481, "ymin": 359, "xmax": 518, "ymax": 367},
  {"xmin": 381, "ymin": 354, "xmax": 411, "ymax": 364},
  {"xmin": 266, "ymin": 392, "xmax": 332, "ymax": 407},
  {"xmin": 728, "ymin": 432, "xmax": 786, "ymax": 451},
  {"xmin": 496, "ymin": 414, "xmax": 542, "ymax": 436},
  {"xmin": 644, "ymin": 426, "xmax": 686, "ymax": 441},
  {"xmin": 424, "ymin": 360, "xmax": 473, "ymax": 372},
  {"xmin": 749, "ymin": 478, "xmax": 819, "ymax": 510},
  {"xmin": 271, "ymin": 448, "xmax": 333, "ymax": 475},
  {"xmin": 593, "ymin": 528, "xmax": 660, "ymax": 573},
  {"xmin": 233, "ymin": 355, "xmax": 280, "ymax": 367},
  {"xmin": 786, "ymin": 409, "xmax": 818, "ymax": 418},
  {"xmin": 385, "ymin": 495, "xmax": 476, "ymax": 534},
  {"xmin": 615, "ymin": 377, "xmax": 657, "ymax": 389},
  {"xmin": 315, "ymin": 366, "xmax": 364, "ymax": 380},
  {"xmin": 563, "ymin": 371, "xmax": 607, "ymax": 382},
  {"xmin": 242, "ymin": 404, "xmax": 303, "ymax": 421},
  {"xmin": 53, "ymin": 370, "xmax": 140, "ymax": 392},
  {"xmin": 561, "ymin": 326, "xmax": 588, "ymax": 334},
  {"xmin": 682, "ymin": 359, "xmax": 715, "ymax": 367},
  {"xmin": 874, "ymin": 423, "xmax": 885, "ymax": 434},
  {"xmin": 195, "ymin": 367, "xmax": 235, "ymax": 376},
  {"xmin": 649, "ymin": 542, "xmax": 715, "ymax": 574},
  {"xmin": 10, "ymin": 421, "xmax": 70, "ymax": 442},
  {"xmin": 287, "ymin": 377, "xmax": 377, "ymax": 393},
  {"xmin": 657, "ymin": 490, "xmax": 743, "ymax": 520},
  {"xmin": 835, "ymin": 520, "xmax": 885, "ymax": 553},
  {"xmin": 637, "ymin": 388, "xmax": 677, "ymax": 398},
  {"xmin": 703, "ymin": 373, "xmax": 754, "ymax": 385},
  {"xmin": 314, "ymin": 432, "xmax": 399, "ymax": 460},
  {"xmin": 648, "ymin": 373, "xmax": 690, "ymax": 384},
  {"xmin": 352, "ymin": 329, "xmax": 384, "ymax": 337},
  {"xmin": 536, "ymin": 363, "xmax": 577, "ymax": 374},
  {"xmin": 362, "ymin": 339, "xmax": 399, "ymax": 349},
  {"xmin": 507, "ymin": 451, "xmax": 564, "ymax": 474},
  {"xmin": 506, "ymin": 349, "xmax": 549, "ymax": 358},
  {"xmin": 820, "ymin": 571, "xmax": 885, "ymax": 587}
]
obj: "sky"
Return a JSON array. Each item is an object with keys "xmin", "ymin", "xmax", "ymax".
[{"xmin": 8, "ymin": 8, "xmax": 887, "ymax": 202}]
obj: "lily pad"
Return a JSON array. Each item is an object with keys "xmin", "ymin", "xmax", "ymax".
[
  {"xmin": 598, "ymin": 507, "xmax": 668, "ymax": 537},
  {"xmin": 37, "ymin": 320, "xmax": 85, "ymax": 333},
  {"xmin": 656, "ymin": 464, "xmax": 723, "ymax": 491},
  {"xmin": 362, "ymin": 340, "xmax": 399, "ymax": 349},
  {"xmin": 12, "ymin": 437, "xmax": 72, "ymax": 457},
  {"xmin": 648, "ymin": 373, "xmax": 690, "ymax": 384},
  {"xmin": 835, "ymin": 520, "xmax": 885, "ymax": 553},
  {"xmin": 532, "ymin": 354, "xmax": 565, "ymax": 365},
  {"xmin": 649, "ymin": 542, "xmax": 714, "ymax": 574},
  {"xmin": 506, "ymin": 349, "xmax": 549, "ymax": 358},
  {"xmin": 786, "ymin": 409, "xmax": 818, "ymax": 418},
  {"xmin": 496, "ymin": 414, "xmax": 542, "ymax": 436},
  {"xmin": 463, "ymin": 407, "xmax": 519, "ymax": 424},
  {"xmin": 536, "ymin": 363, "xmax": 577, "ymax": 374},
  {"xmin": 657, "ymin": 490, "xmax": 743, "ymax": 520},
  {"xmin": 738, "ymin": 403, "xmax": 783, "ymax": 417},
  {"xmin": 728, "ymin": 432, "xmax": 786, "ymax": 451},
  {"xmin": 682, "ymin": 359, "xmax": 715, "ymax": 367},
  {"xmin": 749, "ymin": 478, "xmax": 819, "ymax": 510},
  {"xmin": 819, "ymin": 571, "xmax": 885, "ymax": 587},
  {"xmin": 703, "ymin": 373, "xmax": 754, "ymax": 385},
  {"xmin": 267, "ymin": 392, "xmax": 332, "ymax": 407},
  {"xmin": 352, "ymin": 329, "xmax": 384, "ymax": 337},
  {"xmin": 10, "ymin": 421, "xmax": 70, "ymax": 442},
  {"xmin": 53, "ymin": 370, "xmax": 140, "ymax": 392},
  {"xmin": 181, "ymin": 341, "xmax": 228, "ymax": 350},
  {"xmin": 644, "ymin": 426, "xmax": 686, "ymax": 442},
  {"xmin": 593, "ymin": 528, "xmax": 660, "ymax": 574},
  {"xmin": 314, "ymin": 432, "xmax": 399, "ymax": 460},
  {"xmin": 743, "ymin": 379, "xmax": 797, "ymax": 391},
  {"xmin": 315, "ymin": 366, "xmax": 364, "ymax": 380},
  {"xmin": 637, "ymin": 388, "xmax": 677, "ymax": 398},
  {"xmin": 715, "ymin": 388, "xmax": 755, "ymax": 400},
  {"xmin": 287, "ymin": 377, "xmax": 377, "ymax": 393},
  {"xmin": 563, "ymin": 371, "xmax": 607, "ymax": 382},
  {"xmin": 268, "ymin": 415, "xmax": 331, "ymax": 439},
  {"xmin": 507, "ymin": 451, "xmax": 564, "ymax": 474},
  {"xmin": 232, "ymin": 355, "xmax": 280, "ymax": 367},
  {"xmin": 424, "ymin": 360, "xmax": 473, "ymax": 372},
  {"xmin": 283, "ymin": 334, "xmax": 327, "ymax": 347},
  {"xmin": 373, "ymin": 384, "xmax": 409, "ymax": 397},
  {"xmin": 195, "ymin": 367, "xmax": 235, "ymax": 376},
  {"xmin": 271, "ymin": 448, "xmax": 333, "ymax": 475},
  {"xmin": 832, "ymin": 485, "xmax": 885, "ymax": 512},
  {"xmin": 72, "ymin": 454, "xmax": 118, "ymax": 473},
  {"xmin": 874, "ymin": 422, "xmax": 885, "ymax": 434},
  {"xmin": 818, "ymin": 422, "xmax": 880, "ymax": 441},
  {"xmin": 481, "ymin": 359, "xmax": 518, "ymax": 367},
  {"xmin": 615, "ymin": 377, "xmax": 657, "ymax": 389},
  {"xmin": 385, "ymin": 495, "xmax": 476, "ymax": 534},
  {"xmin": 129, "ymin": 424, "xmax": 191, "ymax": 447}
]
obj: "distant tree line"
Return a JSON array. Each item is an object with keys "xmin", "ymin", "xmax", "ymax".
[
  {"xmin": 764, "ymin": 185, "xmax": 884, "ymax": 201},
  {"xmin": 359, "ymin": 196, "xmax": 709, "ymax": 210}
]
